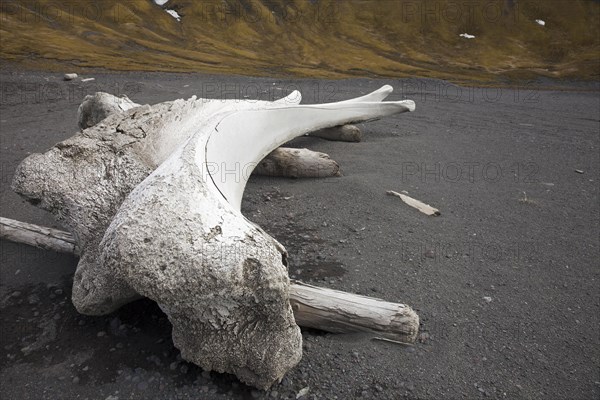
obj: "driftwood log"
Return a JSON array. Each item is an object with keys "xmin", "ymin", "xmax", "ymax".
[
  {"xmin": 255, "ymin": 147, "xmax": 341, "ymax": 178},
  {"xmin": 0, "ymin": 216, "xmax": 419, "ymax": 344},
  {"xmin": 309, "ymin": 124, "xmax": 362, "ymax": 142},
  {"xmin": 10, "ymin": 85, "xmax": 416, "ymax": 388},
  {"xmin": 0, "ymin": 217, "xmax": 79, "ymax": 255}
]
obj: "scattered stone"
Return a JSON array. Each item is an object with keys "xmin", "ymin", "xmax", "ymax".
[
  {"xmin": 146, "ymin": 355, "xmax": 161, "ymax": 366},
  {"xmin": 483, "ymin": 296, "xmax": 492, "ymax": 303},
  {"xmin": 109, "ymin": 317, "xmax": 122, "ymax": 332},
  {"xmin": 575, "ymin": 169, "xmax": 584, "ymax": 174},
  {"xmin": 169, "ymin": 361, "xmax": 179, "ymax": 370},
  {"xmin": 72, "ymin": 376, "xmax": 80, "ymax": 384},
  {"xmin": 423, "ymin": 249, "xmax": 435, "ymax": 259},
  {"xmin": 27, "ymin": 294, "xmax": 40, "ymax": 305},
  {"xmin": 137, "ymin": 381, "xmax": 149, "ymax": 390},
  {"xmin": 180, "ymin": 364, "xmax": 188, "ymax": 374},
  {"xmin": 296, "ymin": 386, "xmax": 310, "ymax": 399},
  {"xmin": 64, "ymin": 73, "xmax": 78, "ymax": 81},
  {"xmin": 97, "ymin": 331, "xmax": 107, "ymax": 337},
  {"xmin": 250, "ymin": 390, "xmax": 262, "ymax": 398}
]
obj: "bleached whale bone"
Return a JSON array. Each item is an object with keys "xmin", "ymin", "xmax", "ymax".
[{"xmin": 11, "ymin": 86, "xmax": 414, "ymax": 389}]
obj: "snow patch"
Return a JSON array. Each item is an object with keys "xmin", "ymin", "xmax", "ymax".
[
  {"xmin": 459, "ymin": 33, "xmax": 475, "ymax": 39},
  {"xmin": 154, "ymin": 0, "xmax": 170, "ymax": 5},
  {"xmin": 535, "ymin": 19, "xmax": 545, "ymax": 26},
  {"xmin": 166, "ymin": 9, "xmax": 181, "ymax": 21}
]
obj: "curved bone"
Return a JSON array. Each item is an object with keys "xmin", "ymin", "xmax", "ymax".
[
  {"xmin": 11, "ymin": 86, "xmax": 415, "ymax": 389},
  {"xmin": 336, "ymin": 84, "xmax": 394, "ymax": 103},
  {"xmin": 97, "ymin": 97, "xmax": 414, "ymax": 387},
  {"xmin": 207, "ymin": 100, "xmax": 415, "ymax": 210}
]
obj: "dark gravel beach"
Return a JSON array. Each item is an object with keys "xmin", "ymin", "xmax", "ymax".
[{"xmin": 1, "ymin": 70, "xmax": 598, "ymax": 400}]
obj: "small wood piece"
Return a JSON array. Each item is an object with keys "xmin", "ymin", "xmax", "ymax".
[
  {"xmin": 0, "ymin": 217, "xmax": 79, "ymax": 255},
  {"xmin": 254, "ymin": 147, "xmax": 341, "ymax": 178},
  {"xmin": 372, "ymin": 336, "xmax": 414, "ymax": 346},
  {"xmin": 309, "ymin": 124, "xmax": 362, "ymax": 142},
  {"xmin": 0, "ymin": 217, "xmax": 419, "ymax": 343},
  {"xmin": 387, "ymin": 190, "xmax": 440, "ymax": 216}
]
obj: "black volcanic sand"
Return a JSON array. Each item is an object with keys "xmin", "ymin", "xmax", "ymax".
[{"xmin": 0, "ymin": 70, "xmax": 598, "ymax": 400}]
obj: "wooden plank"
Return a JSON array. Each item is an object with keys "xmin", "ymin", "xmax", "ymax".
[{"xmin": 387, "ymin": 190, "xmax": 440, "ymax": 216}]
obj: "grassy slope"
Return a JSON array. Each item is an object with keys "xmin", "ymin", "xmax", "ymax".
[{"xmin": 1, "ymin": 0, "xmax": 598, "ymax": 82}]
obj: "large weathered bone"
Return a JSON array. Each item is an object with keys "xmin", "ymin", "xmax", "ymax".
[{"xmin": 11, "ymin": 86, "xmax": 414, "ymax": 389}]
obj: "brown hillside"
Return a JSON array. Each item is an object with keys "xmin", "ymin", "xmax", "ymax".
[{"xmin": 1, "ymin": 0, "xmax": 598, "ymax": 82}]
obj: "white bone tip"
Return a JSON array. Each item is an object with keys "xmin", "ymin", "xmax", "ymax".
[
  {"xmin": 275, "ymin": 90, "xmax": 302, "ymax": 105},
  {"xmin": 400, "ymin": 100, "xmax": 416, "ymax": 112}
]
